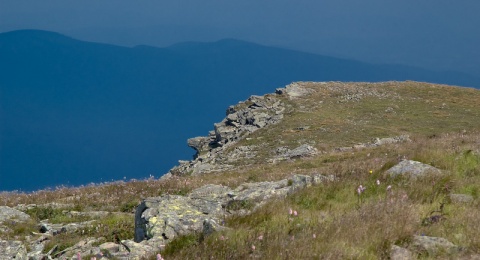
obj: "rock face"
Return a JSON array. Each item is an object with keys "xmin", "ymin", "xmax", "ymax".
[
  {"xmin": 135, "ymin": 174, "xmax": 330, "ymax": 245},
  {"xmin": 386, "ymin": 160, "xmax": 443, "ymax": 178},
  {"xmin": 169, "ymin": 93, "xmax": 286, "ymax": 176}
]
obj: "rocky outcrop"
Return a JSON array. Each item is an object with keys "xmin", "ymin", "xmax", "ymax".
[
  {"xmin": 386, "ymin": 160, "xmax": 443, "ymax": 178},
  {"xmin": 135, "ymin": 174, "xmax": 332, "ymax": 246},
  {"xmin": 169, "ymin": 93, "xmax": 286, "ymax": 176},
  {"xmin": 275, "ymin": 82, "xmax": 313, "ymax": 98}
]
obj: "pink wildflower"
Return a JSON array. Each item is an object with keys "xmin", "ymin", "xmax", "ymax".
[
  {"xmin": 220, "ymin": 235, "xmax": 225, "ymax": 241},
  {"xmin": 313, "ymin": 234, "xmax": 316, "ymax": 239},
  {"xmin": 251, "ymin": 244, "xmax": 256, "ymax": 251},
  {"xmin": 157, "ymin": 253, "xmax": 164, "ymax": 260},
  {"xmin": 257, "ymin": 235, "xmax": 263, "ymax": 240},
  {"xmin": 289, "ymin": 208, "xmax": 293, "ymax": 215},
  {"xmin": 293, "ymin": 210, "xmax": 298, "ymax": 216},
  {"xmin": 77, "ymin": 252, "xmax": 81, "ymax": 260},
  {"xmin": 357, "ymin": 185, "xmax": 366, "ymax": 195}
]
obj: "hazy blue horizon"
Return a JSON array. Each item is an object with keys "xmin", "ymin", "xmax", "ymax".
[{"xmin": 1, "ymin": 1, "xmax": 479, "ymax": 75}]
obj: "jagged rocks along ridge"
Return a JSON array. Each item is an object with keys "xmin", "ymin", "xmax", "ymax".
[
  {"xmin": 169, "ymin": 93, "xmax": 285, "ymax": 176},
  {"xmin": 166, "ymin": 82, "xmax": 321, "ymax": 177}
]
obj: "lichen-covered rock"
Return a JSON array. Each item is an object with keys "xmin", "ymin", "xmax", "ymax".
[
  {"xmin": 203, "ymin": 219, "xmax": 227, "ymax": 236},
  {"xmin": 0, "ymin": 240, "xmax": 27, "ymax": 260},
  {"xmin": 135, "ymin": 174, "xmax": 331, "ymax": 248},
  {"xmin": 289, "ymin": 174, "xmax": 313, "ymax": 192},
  {"xmin": 386, "ymin": 160, "xmax": 443, "ymax": 178},
  {"xmin": 232, "ymin": 179, "xmax": 290, "ymax": 203},
  {"xmin": 134, "ymin": 194, "xmax": 224, "ymax": 243}
]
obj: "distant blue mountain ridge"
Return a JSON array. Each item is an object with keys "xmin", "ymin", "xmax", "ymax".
[{"xmin": 1, "ymin": 29, "xmax": 479, "ymax": 191}]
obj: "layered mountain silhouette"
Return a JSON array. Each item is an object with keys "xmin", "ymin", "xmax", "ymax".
[{"xmin": 1, "ymin": 29, "xmax": 479, "ymax": 191}]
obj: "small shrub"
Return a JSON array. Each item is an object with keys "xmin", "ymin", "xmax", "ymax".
[{"xmin": 26, "ymin": 206, "xmax": 64, "ymax": 221}]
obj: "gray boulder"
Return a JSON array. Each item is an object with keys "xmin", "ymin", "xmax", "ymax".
[
  {"xmin": 0, "ymin": 206, "xmax": 31, "ymax": 222},
  {"xmin": 275, "ymin": 144, "xmax": 318, "ymax": 161},
  {"xmin": 0, "ymin": 240, "xmax": 27, "ymax": 260},
  {"xmin": 386, "ymin": 160, "xmax": 443, "ymax": 178},
  {"xmin": 373, "ymin": 135, "xmax": 411, "ymax": 146},
  {"xmin": 449, "ymin": 194, "xmax": 474, "ymax": 204},
  {"xmin": 412, "ymin": 235, "xmax": 460, "ymax": 256},
  {"xmin": 390, "ymin": 245, "xmax": 414, "ymax": 260},
  {"xmin": 39, "ymin": 220, "xmax": 96, "ymax": 236}
]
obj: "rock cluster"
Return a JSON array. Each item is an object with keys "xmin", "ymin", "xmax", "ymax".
[
  {"xmin": 169, "ymin": 93, "xmax": 286, "ymax": 176},
  {"xmin": 134, "ymin": 174, "xmax": 333, "ymax": 248}
]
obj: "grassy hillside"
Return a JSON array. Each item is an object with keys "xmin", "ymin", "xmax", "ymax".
[{"xmin": 1, "ymin": 81, "xmax": 480, "ymax": 259}]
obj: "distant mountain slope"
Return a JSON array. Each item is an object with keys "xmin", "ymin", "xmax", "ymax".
[{"xmin": 1, "ymin": 30, "xmax": 479, "ymax": 191}]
